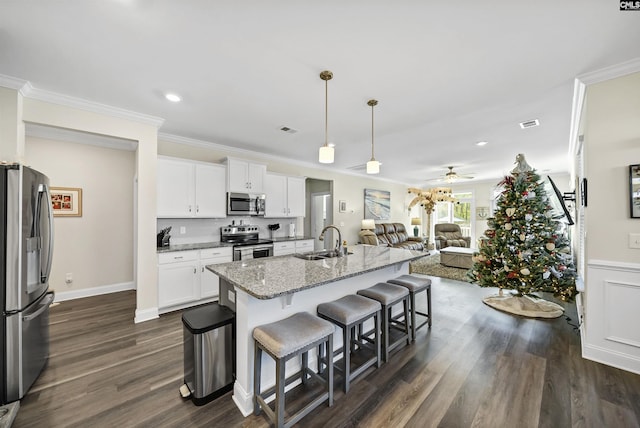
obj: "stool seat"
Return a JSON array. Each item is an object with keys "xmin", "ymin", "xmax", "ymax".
[
  {"xmin": 387, "ymin": 274, "xmax": 431, "ymax": 292},
  {"xmin": 357, "ymin": 282, "xmax": 408, "ymax": 305},
  {"xmin": 253, "ymin": 312, "xmax": 335, "ymax": 359},
  {"xmin": 318, "ymin": 294, "xmax": 381, "ymax": 325}
]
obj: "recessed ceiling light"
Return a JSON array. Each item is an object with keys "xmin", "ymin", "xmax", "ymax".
[
  {"xmin": 165, "ymin": 93, "xmax": 181, "ymax": 103},
  {"xmin": 476, "ymin": 141, "xmax": 488, "ymax": 146}
]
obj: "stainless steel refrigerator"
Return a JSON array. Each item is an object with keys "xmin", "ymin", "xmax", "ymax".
[{"xmin": 1, "ymin": 164, "xmax": 55, "ymax": 405}]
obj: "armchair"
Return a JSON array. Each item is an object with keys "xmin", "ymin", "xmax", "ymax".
[{"xmin": 434, "ymin": 223, "xmax": 471, "ymax": 249}]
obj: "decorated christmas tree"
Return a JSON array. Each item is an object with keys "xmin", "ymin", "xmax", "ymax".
[{"xmin": 468, "ymin": 154, "xmax": 577, "ymax": 317}]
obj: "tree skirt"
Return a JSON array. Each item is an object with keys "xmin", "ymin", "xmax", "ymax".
[
  {"xmin": 409, "ymin": 253, "xmax": 471, "ymax": 282},
  {"xmin": 482, "ymin": 292, "xmax": 564, "ymax": 318}
]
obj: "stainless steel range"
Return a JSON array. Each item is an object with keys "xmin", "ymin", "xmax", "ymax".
[{"xmin": 220, "ymin": 225, "xmax": 273, "ymax": 261}]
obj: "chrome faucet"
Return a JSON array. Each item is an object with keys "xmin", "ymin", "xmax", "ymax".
[{"xmin": 319, "ymin": 225, "xmax": 343, "ymax": 257}]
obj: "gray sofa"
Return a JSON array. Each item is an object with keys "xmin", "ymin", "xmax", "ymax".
[{"xmin": 359, "ymin": 222, "xmax": 424, "ymax": 251}]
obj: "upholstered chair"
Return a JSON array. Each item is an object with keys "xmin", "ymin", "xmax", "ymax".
[{"xmin": 433, "ymin": 223, "xmax": 471, "ymax": 249}]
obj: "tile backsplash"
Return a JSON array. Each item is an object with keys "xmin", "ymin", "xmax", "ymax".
[{"xmin": 157, "ymin": 216, "xmax": 303, "ymax": 245}]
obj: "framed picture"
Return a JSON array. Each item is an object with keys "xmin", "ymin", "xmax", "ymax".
[
  {"xmin": 338, "ymin": 200, "xmax": 347, "ymax": 213},
  {"xmin": 50, "ymin": 187, "xmax": 83, "ymax": 217},
  {"xmin": 364, "ymin": 189, "xmax": 390, "ymax": 220},
  {"xmin": 631, "ymin": 164, "xmax": 640, "ymax": 218}
]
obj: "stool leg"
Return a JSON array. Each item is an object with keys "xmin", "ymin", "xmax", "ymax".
[
  {"xmin": 403, "ymin": 297, "xmax": 410, "ymax": 346},
  {"xmin": 343, "ymin": 325, "xmax": 351, "ymax": 394},
  {"xmin": 276, "ymin": 357, "xmax": 286, "ymax": 427},
  {"xmin": 302, "ymin": 351, "xmax": 308, "ymax": 385},
  {"xmin": 374, "ymin": 311, "xmax": 381, "ymax": 368},
  {"xmin": 382, "ymin": 305, "xmax": 389, "ymax": 362},
  {"xmin": 410, "ymin": 292, "xmax": 417, "ymax": 342},
  {"xmin": 253, "ymin": 344, "xmax": 262, "ymax": 416},
  {"xmin": 427, "ymin": 287, "xmax": 432, "ymax": 327},
  {"xmin": 317, "ymin": 343, "xmax": 324, "ymax": 374},
  {"xmin": 327, "ymin": 335, "xmax": 334, "ymax": 407}
]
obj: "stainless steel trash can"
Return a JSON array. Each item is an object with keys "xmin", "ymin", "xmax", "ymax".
[{"xmin": 182, "ymin": 303, "xmax": 235, "ymax": 405}]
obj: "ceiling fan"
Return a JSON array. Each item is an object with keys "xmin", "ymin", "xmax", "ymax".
[{"xmin": 428, "ymin": 166, "xmax": 475, "ymax": 183}]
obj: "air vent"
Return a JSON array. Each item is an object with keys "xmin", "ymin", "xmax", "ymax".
[
  {"xmin": 519, "ymin": 119, "xmax": 540, "ymax": 129},
  {"xmin": 279, "ymin": 126, "xmax": 298, "ymax": 134}
]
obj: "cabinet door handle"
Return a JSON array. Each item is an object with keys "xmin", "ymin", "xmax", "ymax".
[
  {"xmin": 287, "ymin": 208, "xmax": 290, "ymax": 214},
  {"xmin": 194, "ymin": 268, "xmax": 197, "ymax": 274},
  {"xmin": 196, "ymin": 205, "xmax": 199, "ymax": 213},
  {"xmin": 188, "ymin": 205, "xmax": 192, "ymax": 212}
]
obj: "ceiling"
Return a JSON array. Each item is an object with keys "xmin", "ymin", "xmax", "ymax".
[{"xmin": 2, "ymin": 1, "xmax": 640, "ymax": 186}]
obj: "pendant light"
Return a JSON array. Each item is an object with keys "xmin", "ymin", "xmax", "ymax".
[
  {"xmin": 318, "ymin": 70, "xmax": 334, "ymax": 164},
  {"xmin": 366, "ymin": 99, "xmax": 380, "ymax": 174}
]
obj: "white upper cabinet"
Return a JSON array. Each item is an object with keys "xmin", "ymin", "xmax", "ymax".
[
  {"xmin": 225, "ymin": 158, "xmax": 266, "ymax": 193},
  {"xmin": 264, "ymin": 173, "xmax": 306, "ymax": 218},
  {"xmin": 157, "ymin": 156, "xmax": 226, "ymax": 218}
]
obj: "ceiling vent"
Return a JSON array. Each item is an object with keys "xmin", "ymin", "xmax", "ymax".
[
  {"xmin": 519, "ymin": 119, "xmax": 540, "ymax": 129},
  {"xmin": 279, "ymin": 126, "xmax": 298, "ymax": 134}
]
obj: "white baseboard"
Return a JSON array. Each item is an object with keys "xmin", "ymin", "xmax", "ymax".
[
  {"xmin": 53, "ymin": 281, "xmax": 135, "ymax": 302},
  {"xmin": 135, "ymin": 307, "xmax": 159, "ymax": 324},
  {"xmin": 583, "ymin": 343, "xmax": 640, "ymax": 375}
]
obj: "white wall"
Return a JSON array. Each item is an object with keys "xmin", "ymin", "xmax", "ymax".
[
  {"xmin": 581, "ymin": 71, "xmax": 640, "ymax": 374},
  {"xmin": 25, "ymin": 137, "xmax": 135, "ymax": 298}
]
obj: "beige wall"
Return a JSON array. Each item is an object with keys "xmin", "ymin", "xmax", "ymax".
[
  {"xmin": 25, "ymin": 137, "xmax": 135, "ymax": 295},
  {"xmin": 585, "ymin": 72, "xmax": 640, "ymax": 263}
]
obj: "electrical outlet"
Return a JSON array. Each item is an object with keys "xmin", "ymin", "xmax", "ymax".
[
  {"xmin": 65, "ymin": 273, "xmax": 73, "ymax": 284},
  {"xmin": 180, "ymin": 226, "xmax": 186, "ymax": 234},
  {"xmin": 630, "ymin": 233, "xmax": 640, "ymax": 249}
]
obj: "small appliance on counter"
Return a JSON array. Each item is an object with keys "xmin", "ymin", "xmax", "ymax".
[
  {"xmin": 267, "ymin": 223, "xmax": 280, "ymax": 240},
  {"xmin": 157, "ymin": 226, "xmax": 171, "ymax": 247},
  {"xmin": 288, "ymin": 223, "xmax": 296, "ymax": 238}
]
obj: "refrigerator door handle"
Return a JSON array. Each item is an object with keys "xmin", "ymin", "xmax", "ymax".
[
  {"xmin": 23, "ymin": 292, "xmax": 55, "ymax": 322},
  {"xmin": 37, "ymin": 183, "xmax": 55, "ymax": 283}
]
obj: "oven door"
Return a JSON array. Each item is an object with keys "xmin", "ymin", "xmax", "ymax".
[{"xmin": 233, "ymin": 245, "xmax": 273, "ymax": 261}]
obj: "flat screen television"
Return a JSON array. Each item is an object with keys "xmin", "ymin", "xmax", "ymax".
[{"xmin": 544, "ymin": 176, "xmax": 574, "ymax": 226}]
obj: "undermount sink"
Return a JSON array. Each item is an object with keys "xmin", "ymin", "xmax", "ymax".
[{"xmin": 293, "ymin": 250, "xmax": 353, "ymax": 261}]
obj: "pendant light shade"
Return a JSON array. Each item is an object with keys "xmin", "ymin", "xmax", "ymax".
[
  {"xmin": 319, "ymin": 70, "xmax": 334, "ymax": 164},
  {"xmin": 366, "ymin": 99, "xmax": 380, "ymax": 174}
]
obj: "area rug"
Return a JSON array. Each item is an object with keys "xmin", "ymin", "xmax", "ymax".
[{"xmin": 409, "ymin": 253, "xmax": 471, "ymax": 282}]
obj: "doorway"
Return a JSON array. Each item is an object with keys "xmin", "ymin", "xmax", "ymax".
[{"xmin": 305, "ymin": 179, "xmax": 333, "ymax": 251}]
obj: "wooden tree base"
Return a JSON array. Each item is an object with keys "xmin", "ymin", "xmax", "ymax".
[{"xmin": 482, "ymin": 292, "xmax": 564, "ymax": 319}]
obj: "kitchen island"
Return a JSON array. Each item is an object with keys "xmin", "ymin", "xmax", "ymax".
[{"xmin": 206, "ymin": 244, "xmax": 426, "ymax": 416}]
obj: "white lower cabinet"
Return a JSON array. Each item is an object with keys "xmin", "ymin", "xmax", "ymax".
[
  {"xmin": 273, "ymin": 241, "xmax": 296, "ymax": 256},
  {"xmin": 158, "ymin": 247, "xmax": 232, "ymax": 313},
  {"xmin": 295, "ymin": 239, "xmax": 314, "ymax": 253}
]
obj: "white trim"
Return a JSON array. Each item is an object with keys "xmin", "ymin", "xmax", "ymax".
[
  {"xmin": 0, "ymin": 74, "xmax": 29, "ymax": 91},
  {"xmin": 232, "ymin": 382, "xmax": 254, "ymax": 417},
  {"xmin": 583, "ymin": 343, "xmax": 640, "ymax": 376},
  {"xmin": 588, "ymin": 259, "xmax": 640, "ymax": 273},
  {"xmin": 568, "ymin": 78, "xmax": 586, "ymax": 162},
  {"xmin": 158, "ymin": 132, "xmax": 411, "ymax": 186},
  {"xmin": 576, "ymin": 57, "xmax": 640, "ymax": 86},
  {"xmin": 53, "ymin": 281, "xmax": 135, "ymax": 302},
  {"xmin": 25, "ymin": 123, "xmax": 138, "ymax": 151},
  {"xmin": 134, "ymin": 307, "xmax": 159, "ymax": 324}
]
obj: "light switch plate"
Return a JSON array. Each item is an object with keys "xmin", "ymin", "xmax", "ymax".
[
  {"xmin": 228, "ymin": 289, "xmax": 235, "ymax": 303},
  {"xmin": 180, "ymin": 226, "xmax": 186, "ymax": 234},
  {"xmin": 630, "ymin": 233, "xmax": 640, "ymax": 249}
]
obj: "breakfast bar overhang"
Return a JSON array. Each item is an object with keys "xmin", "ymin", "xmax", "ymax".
[{"xmin": 207, "ymin": 245, "xmax": 426, "ymax": 416}]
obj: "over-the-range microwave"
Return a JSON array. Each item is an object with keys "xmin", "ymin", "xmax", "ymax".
[{"xmin": 227, "ymin": 192, "xmax": 265, "ymax": 216}]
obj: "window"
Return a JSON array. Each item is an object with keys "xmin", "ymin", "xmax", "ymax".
[{"xmin": 436, "ymin": 191, "xmax": 473, "ymax": 238}]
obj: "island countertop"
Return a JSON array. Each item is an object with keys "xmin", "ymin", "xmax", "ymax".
[{"xmin": 206, "ymin": 244, "xmax": 426, "ymax": 299}]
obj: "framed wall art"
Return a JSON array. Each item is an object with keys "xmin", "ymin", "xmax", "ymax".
[
  {"xmin": 364, "ymin": 188, "xmax": 390, "ymax": 220},
  {"xmin": 338, "ymin": 200, "xmax": 347, "ymax": 213},
  {"xmin": 51, "ymin": 187, "xmax": 83, "ymax": 217},
  {"xmin": 631, "ymin": 164, "xmax": 640, "ymax": 218}
]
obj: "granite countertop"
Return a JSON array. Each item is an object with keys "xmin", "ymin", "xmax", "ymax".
[
  {"xmin": 206, "ymin": 244, "xmax": 427, "ymax": 299},
  {"xmin": 156, "ymin": 241, "xmax": 232, "ymax": 253}
]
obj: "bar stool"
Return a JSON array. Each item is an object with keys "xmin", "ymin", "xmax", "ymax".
[
  {"xmin": 387, "ymin": 274, "xmax": 432, "ymax": 341},
  {"xmin": 317, "ymin": 294, "xmax": 382, "ymax": 393},
  {"xmin": 253, "ymin": 312, "xmax": 335, "ymax": 428},
  {"xmin": 357, "ymin": 282, "xmax": 410, "ymax": 362}
]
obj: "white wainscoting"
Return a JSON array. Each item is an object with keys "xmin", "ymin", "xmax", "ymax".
[{"xmin": 583, "ymin": 259, "xmax": 640, "ymax": 374}]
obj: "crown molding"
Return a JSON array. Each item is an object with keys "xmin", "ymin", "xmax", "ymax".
[
  {"xmin": 26, "ymin": 123, "xmax": 138, "ymax": 151},
  {"xmin": 0, "ymin": 74, "xmax": 32, "ymax": 94},
  {"xmin": 22, "ymin": 86, "xmax": 165, "ymax": 128},
  {"xmin": 576, "ymin": 57, "xmax": 640, "ymax": 86},
  {"xmin": 158, "ymin": 132, "xmax": 411, "ymax": 186}
]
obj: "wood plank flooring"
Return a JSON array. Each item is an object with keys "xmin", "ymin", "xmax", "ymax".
[{"xmin": 13, "ymin": 277, "xmax": 640, "ymax": 427}]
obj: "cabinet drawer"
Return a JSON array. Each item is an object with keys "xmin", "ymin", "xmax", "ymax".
[
  {"xmin": 200, "ymin": 247, "xmax": 233, "ymax": 259},
  {"xmin": 295, "ymin": 240, "xmax": 314, "ymax": 251},
  {"xmin": 274, "ymin": 242, "xmax": 295, "ymax": 251},
  {"xmin": 158, "ymin": 250, "xmax": 199, "ymax": 265}
]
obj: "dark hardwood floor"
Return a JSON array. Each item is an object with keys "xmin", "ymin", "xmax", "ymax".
[{"xmin": 14, "ymin": 277, "xmax": 640, "ymax": 427}]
